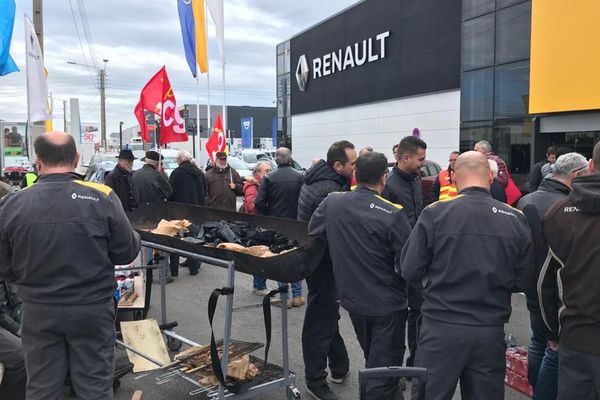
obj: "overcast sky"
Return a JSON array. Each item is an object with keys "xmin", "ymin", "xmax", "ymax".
[{"xmin": 1, "ymin": 0, "xmax": 357, "ymax": 133}]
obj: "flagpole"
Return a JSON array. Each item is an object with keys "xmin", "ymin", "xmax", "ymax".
[
  {"xmin": 195, "ymin": 76, "xmax": 200, "ymax": 159},
  {"xmin": 205, "ymin": 0, "xmax": 211, "ymax": 155},
  {"xmin": 220, "ymin": 0, "xmax": 227, "ymax": 146}
]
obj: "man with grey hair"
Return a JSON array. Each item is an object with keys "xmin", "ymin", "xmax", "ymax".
[
  {"xmin": 537, "ymin": 143, "xmax": 600, "ymax": 400},
  {"xmin": 474, "ymin": 140, "xmax": 509, "ymax": 187},
  {"xmin": 517, "ymin": 151, "xmax": 589, "ymax": 400},
  {"xmin": 255, "ymin": 147, "xmax": 305, "ymax": 306},
  {"xmin": 168, "ymin": 149, "xmax": 206, "ymax": 276}
]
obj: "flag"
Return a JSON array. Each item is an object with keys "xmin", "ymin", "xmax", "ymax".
[
  {"xmin": 0, "ymin": 0, "xmax": 19, "ymax": 76},
  {"xmin": 177, "ymin": 0, "xmax": 208, "ymax": 76},
  {"xmin": 134, "ymin": 66, "xmax": 188, "ymax": 145},
  {"xmin": 205, "ymin": 113, "xmax": 226, "ymax": 161},
  {"xmin": 24, "ymin": 15, "xmax": 48, "ymax": 122},
  {"xmin": 206, "ymin": 0, "xmax": 225, "ymax": 63}
]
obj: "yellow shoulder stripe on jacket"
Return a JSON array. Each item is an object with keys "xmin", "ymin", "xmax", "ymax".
[
  {"xmin": 506, "ymin": 204, "xmax": 524, "ymax": 214},
  {"xmin": 426, "ymin": 194, "xmax": 464, "ymax": 208},
  {"xmin": 374, "ymin": 195, "xmax": 403, "ymax": 209},
  {"xmin": 74, "ymin": 180, "xmax": 113, "ymax": 196}
]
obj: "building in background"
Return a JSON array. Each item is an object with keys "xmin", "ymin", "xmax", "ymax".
[
  {"xmin": 279, "ymin": 0, "xmax": 600, "ymax": 188},
  {"xmin": 180, "ymin": 104, "xmax": 276, "ymax": 149},
  {"xmin": 278, "ymin": 0, "xmax": 462, "ymax": 168}
]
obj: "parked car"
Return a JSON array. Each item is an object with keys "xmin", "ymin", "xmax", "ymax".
[
  {"xmin": 84, "ymin": 153, "xmax": 143, "ymax": 184},
  {"xmin": 239, "ymin": 149, "xmax": 271, "ymax": 170}
]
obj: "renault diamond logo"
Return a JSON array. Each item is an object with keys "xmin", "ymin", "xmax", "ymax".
[
  {"xmin": 295, "ymin": 54, "xmax": 310, "ymax": 92},
  {"xmin": 243, "ymin": 121, "xmax": 251, "ymax": 129}
]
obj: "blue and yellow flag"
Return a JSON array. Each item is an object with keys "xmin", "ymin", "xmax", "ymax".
[
  {"xmin": 177, "ymin": 0, "xmax": 208, "ymax": 77},
  {"xmin": 0, "ymin": 0, "xmax": 19, "ymax": 76}
]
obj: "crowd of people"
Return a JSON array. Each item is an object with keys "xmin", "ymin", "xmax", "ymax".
[{"xmin": 0, "ymin": 129, "xmax": 599, "ymax": 400}]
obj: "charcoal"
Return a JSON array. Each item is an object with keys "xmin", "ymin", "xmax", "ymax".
[{"xmin": 181, "ymin": 237, "xmax": 206, "ymax": 245}]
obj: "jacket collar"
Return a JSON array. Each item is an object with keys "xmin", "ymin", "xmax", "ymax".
[
  {"xmin": 141, "ymin": 164, "xmax": 157, "ymax": 171},
  {"xmin": 538, "ymin": 178, "xmax": 571, "ymax": 196},
  {"xmin": 37, "ymin": 172, "xmax": 84, "ymax": 183},
  {"xmin": 458, "ymin": 186, "xmax": 491, "ymax": 197},
  {"xmin": 355, "ymin": 186, "xmax": 381, "ymax": 196},
  {"xmin": 392, "ymin": 165, "xmax": 420, "ymax": 182}
]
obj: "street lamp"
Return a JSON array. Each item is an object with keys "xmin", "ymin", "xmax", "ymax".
[
  {"xmin": 119, "ymin": 121, "xmax": 124, "ymax": 150},
  {"xmin": 67, "ymin": 59, "xmax": 109, "ymax": 150}
]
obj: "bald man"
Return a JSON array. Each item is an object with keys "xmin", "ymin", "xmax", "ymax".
[
  {"xmin": 0, "ymin": 131, "xmax": 141, "ymax": 400},
  {"xmin": 400, "ymin": 151, "xmax": 534, "ymax": 400}
]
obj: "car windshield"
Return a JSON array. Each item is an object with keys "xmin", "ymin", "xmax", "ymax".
[
  {"xmin": 242, "ymin": 153, "xmax": 267, "ymax": 164},
  {"xmin": 228, "ymin": 157, "xmax": 248, "ymax": 171},
  {"xmin": 162, "ymin": 157, "xmax": 178, "ymax": 169}
]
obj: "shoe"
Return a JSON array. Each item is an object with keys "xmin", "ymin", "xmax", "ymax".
[
  {"xmin": 306, "ymin": 383, "xmax": 338, "ymax": 400},
  {"xmin": 165, "ymin": 277, "xmax": 174, "ymax": 284},
  {"xmin": 189, "ymin": 267, "xmax": 199, "ymax": 276},
  {"xmin": 253, "ymin": 288, "xmax": 271, "ymax": 296},
  {"xmin": 271, "ymin": 299, "xmax": 292, "ymax": 309},
  {"xmin": 330, "ymin": 371, "xmax": 349, "ymax": 384},
  {"xmin": 292, "ymin": 296, "xmax": 306, "ymax": 307},
  {"xmin": 171, "ymin": 271, "xmax": 179, "ymax": 277},
  {"xmin": 180, "ymin": 259, "xmax": 191, "ymax": 267}
]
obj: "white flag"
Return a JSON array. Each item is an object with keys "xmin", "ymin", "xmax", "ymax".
[
  {"xmin": 24, "ymin": 15, "xmax": 48, "ymax": 122},
  {"xmin": 206, "ymin": 0, "xmax": 225, "ymax": 63}
]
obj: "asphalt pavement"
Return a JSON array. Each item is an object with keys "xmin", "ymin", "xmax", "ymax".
[{"xmin": 114, "ymin": 260, "xmax": 532, "ymax": 400}]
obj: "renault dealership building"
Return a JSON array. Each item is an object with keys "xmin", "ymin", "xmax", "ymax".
[{"xmin": 277, "ymin": 0, "xmax": 600, "ymax": 185}]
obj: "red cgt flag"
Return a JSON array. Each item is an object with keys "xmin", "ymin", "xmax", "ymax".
[
  {"xmin": 134, "ymin": 66, "xmax": 188, "ymax": 145},
  {"xmin": 205, "ymin": 113, "xmax": 227, "ymax": 161}
]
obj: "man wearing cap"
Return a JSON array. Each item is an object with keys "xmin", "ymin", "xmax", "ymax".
[
  {"xmin": 105, "ymin": 148, "xmax": 137, "ymax": 211},
  {"xmin": 205, "ymin": 151, "xmax": 243, "ymax": 210},
  {"xmin": 131, "ymin": 150, "xmax": 172, "ymax": 206}
]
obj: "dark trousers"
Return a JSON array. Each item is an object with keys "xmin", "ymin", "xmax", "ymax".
[
  {"xmin": 349, "ymin": 309, "xmax": 407, "ymax": 400},
  {"xmin": 415, "ymin": 318, "xmax": 506, "ymax": 400},
  {"xmin": 302, "ymin": 261, "xmax": 349, "ymax": 386},
  {"xmin": 0, "ymin": 327, "xmax": 26, "ymax": 400},
  {"xmin": 21, "ymin": 300, "xmax": 116, "ymax": 400},
  {"xmin": 169, "ymin": 253, "xmax": 199, "ymax": 276},
  {"xmin": 528, "ymin": 308, "xmax": 558, "ymax": 400},
  {"xmin": 558, "ymin": 345, "xmax": 600, "ymax": 400},
  {"xmin": 406, "ymin": 286, "xmax": 422, "ymax": 367}
]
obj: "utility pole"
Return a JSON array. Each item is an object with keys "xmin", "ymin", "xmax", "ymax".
[
  {"xmin": 33, "ymin": 0, "xmax": 43, "ymax": 54},
  {"xmin": 119, "ymin": 121, "xmax": 123, "ymax": 150},
  {"xmin": 100, "ymin": 68, "xmax": 106, "ymax": 149},
  {"xmin": 63, "ymin": 100, "xmax": 67, "ymax": 131}
]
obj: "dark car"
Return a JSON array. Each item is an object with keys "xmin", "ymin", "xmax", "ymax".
[{"xmin": 84, "ymin": 154, "xmax": 143, "ymax": 184}]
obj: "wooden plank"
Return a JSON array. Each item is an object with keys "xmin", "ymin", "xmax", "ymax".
[{"xmin": 120, "ymin": 319, "xmax": 171, "ymax": 373}]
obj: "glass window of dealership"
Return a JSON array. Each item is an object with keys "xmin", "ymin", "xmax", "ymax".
[
  {"xmin": 461, "ymin": 0, "xmax": 600, "ymax": 177},
  {"xmin": 460, "ymin": 0, "xmax": 533, "ymax": 175}
]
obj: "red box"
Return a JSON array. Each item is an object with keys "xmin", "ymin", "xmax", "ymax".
[{"xmin": 505, "ymin": 347, "xmax": 533, "ymax": 397}]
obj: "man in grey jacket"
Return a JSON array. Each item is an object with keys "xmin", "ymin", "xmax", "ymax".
[
  {"xmin": 401, "ymin": 151, "xmax": 534, "ymax": 400},
  {"xmin": 131, "ymin": 150, "xmax": 172, "ymax": 206},
  {"xmin": 0, "ymin": 131, "xmax": 141, "ymax": 400}
]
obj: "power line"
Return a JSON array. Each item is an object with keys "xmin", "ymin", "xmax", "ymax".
[
  {"xmin": 76, "ymin": 0, "xmax": 98, "ymax": 69},
  {"xmin": 67, "ymin": 0, "xmax": 94, "ymax": 80}
]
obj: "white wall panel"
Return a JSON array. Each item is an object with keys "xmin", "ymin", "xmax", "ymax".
[{"xmin": 291, "ymin": 90, "xmax": 460, "ymax": 168}]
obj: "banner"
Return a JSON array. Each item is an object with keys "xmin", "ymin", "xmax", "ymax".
[
  {"xmin": 205, "ymin": 113, "xmax": 226, "ymax": 161},
  {"xmin": 177, "ymin": 0, "xmax": 208, "ymax": 76},
  {"xmin": 206, "ymin": 0, "xmax": 225, "ymax": 63},
  {"xmin": 81, "ymin": 125, "xmax": 100, "ymax": 144},
  {"xmin": 0, "ymin": 0, "xmax": 19, "ymax": 76},
  {"xmin": 24, "ymin": 15, "xmax": 48, "ymax": 122},
  {"xmin": 134, "ymin": 66, "xmax": 188, "ymax": 145},
  {"xmin": 241, "ymin": 117, "xmax": 252, "ymax": 149}
]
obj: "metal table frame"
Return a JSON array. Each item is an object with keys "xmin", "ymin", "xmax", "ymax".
[{"xmin": 115, "ymin": 240, "xmax": 300, "ymax": 399}]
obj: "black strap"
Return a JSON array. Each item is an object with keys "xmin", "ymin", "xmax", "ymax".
[
  {"xmin": 262, "ymin": 285, "xmax": 288, "ymax": 367},
  {"xmin": 207, "ymin": 284, "xmax": 288, "ymax": 393},
  {"xmin": 208, "ymin": 287, "xmax": 242, "ymax": 393}
]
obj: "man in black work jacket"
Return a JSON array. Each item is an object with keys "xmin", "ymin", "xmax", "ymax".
[
  {"xmin": 382, "ymin": 135, "xmax": 427, "ymax": 369},
  {"xmin": 298, "ymin": 140, "xmax": 356, "ymax": 400},
  {"xmin": 310, "ymin": 152, "xmax": 412, "ymax": 400},
  {"xmin": 0, "ymin": 131, "xmax": 141, "ymax": 400},
  {"xmin": 168, "ymin": 150, "xmax": 206, "ymax": 276},
  {"xmin": 538, "ymin": 142, "xmax": 600, "ymax": 400},
  {"xmin": 401, "ymin": 151, "xmax": 534, "ymax": 400},
  {"xmin": 517, "ymin": 152, "xmax": 588, "ymax": 399}
]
